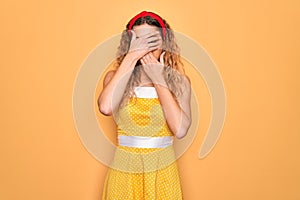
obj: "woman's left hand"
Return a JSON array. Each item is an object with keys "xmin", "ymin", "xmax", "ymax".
[
  {"xmin": 141, "ymin": 51, "xmax": 191, "ymax": 139},
  {"xmin": 140, "ymin": 51, "xmax": 167, "ymax": 87}
]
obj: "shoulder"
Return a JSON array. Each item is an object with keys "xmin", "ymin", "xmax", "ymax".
[
  {"xmin": 103, "ymin": 70, "xmax": 116, "ymax": 86},
  {"xmin": 180, "ymin": 74, "xmax": 191, "ymax": 97},
  {"xmin": 183, "ymin": 74, "xmax": 191, "ymax": 84},
  {"xmin": 175, "ymin": 67, "xmax": 190, "ymax": 85},
  {"xmin": 181, "ymin": 74, "xmax": 191, "ymax": 88}
]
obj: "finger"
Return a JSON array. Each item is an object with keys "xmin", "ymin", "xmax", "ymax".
[
  {"xmin": 146, "ymin": 36, "xmax": 162, "ymax": 44},
  {"xmin": 142, "ymin": 30, "xmax": 161, "ymax": 39},
  {"xmin": 140, "ymin": 58, "xmax": 145, "ymax": 66},
  {"xmin": 145, "ymin": 53, "xmax": 155, "ymax": 64},
  {"xmin": 159, "ymin": 51, "xmax": 166, "ymax": 65},
  {"xmin": 148, "ymin": 45, "xmax": 160, "ymax": 52},
  {"xmin": 147, "ymin": 40, "xmax": 161, "ymax": 49},
  {"xmin": 148, "ymin": 52, "xmax": 157, "ymax": 62},
  {"xmin": 130, "ymin": 30, "xmax": 136, "ymax": 41},
  {"xmin": 143, "ymin": 54, "xmax": 150, "ymax": 63},
  {"xmin": 147, "ymin": 53, "xmax": 159, "ymax": 65}
]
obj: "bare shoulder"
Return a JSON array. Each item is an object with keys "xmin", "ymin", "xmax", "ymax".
[
  {"xmin": 181, "ymin": 74, "xmax": 191, "ymax": 89},
  {"xmin": 183, "ymin": 74, "xmax": 191, "ymax": 84},
  {"xmin": 103, "ymin": 70, "xmax": 116, "ymax": 86}
]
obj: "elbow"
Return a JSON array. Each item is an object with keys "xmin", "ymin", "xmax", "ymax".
[
  {"xmin": 174, "ymin": 119, "xmax": 192, "ymax": 139},
  {"xmin": 175, "ymin": 132, "xmax": 186, "ymax": 140},
  {"xmin": 97, "ymin": 99, "xmax": 112, "ymax": 116},
  {"xmin": 99, "ymin": 106, "xmax": 112, "ymax": 116},
  {"xmin": 175, "ymin": 129, "xmax": 188, "ymax": 139}
]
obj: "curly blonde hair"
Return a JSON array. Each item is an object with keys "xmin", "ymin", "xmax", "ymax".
[{"xmin": 114, "ymin": 12, "xmax": 186, "ymax": 107}]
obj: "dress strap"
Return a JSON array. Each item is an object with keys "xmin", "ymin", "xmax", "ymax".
[{"xmin": 118, "ymin": 135, "xmax": 173, "ymax": 148}]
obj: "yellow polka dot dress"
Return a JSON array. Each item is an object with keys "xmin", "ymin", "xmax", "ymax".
[{"xmin": 102, "ymin": 87, "xmax": 184, "ymax": 200}]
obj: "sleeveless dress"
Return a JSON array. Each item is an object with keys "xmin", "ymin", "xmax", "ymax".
[{"xmin": 102, "ymin": 86, "xmax": 183, "ymax": 200}]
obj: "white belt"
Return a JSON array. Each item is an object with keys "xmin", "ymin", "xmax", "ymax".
[{"xmin": 118, "ymin": 135, "xmax": 173, "ymax": 148}]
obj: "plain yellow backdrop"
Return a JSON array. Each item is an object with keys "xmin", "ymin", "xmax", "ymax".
[{"xmin": 1, "ymin": 0, "xmax": 299, "ymax": 199}]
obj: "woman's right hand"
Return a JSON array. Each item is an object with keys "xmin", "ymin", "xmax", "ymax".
[{"xmin": 127, "ymin": 30, "xmax": 162, "ymax": 61}]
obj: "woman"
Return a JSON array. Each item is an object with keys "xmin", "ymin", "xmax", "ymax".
[{"xmin": 98, "ymin": 11, "xmax": 191, "ymax": 200}]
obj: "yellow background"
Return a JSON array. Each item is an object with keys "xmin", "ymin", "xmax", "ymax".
[{"xmin": 1, "ymin": 0, "xmax": 300, "ymax": 199}]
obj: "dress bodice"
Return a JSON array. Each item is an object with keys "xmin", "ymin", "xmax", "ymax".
[
  {"xmin": 110, "ymin": 87, "xmax": 177, "ymax": 174},
  {"xmin": 116, "ymin": 87, "xmax": 173, "ymax": 138}
]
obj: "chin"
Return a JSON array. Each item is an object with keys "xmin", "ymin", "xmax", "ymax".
[{"xmin": 152, "ymin": 49, "xmax": 162, "ymax": 60}]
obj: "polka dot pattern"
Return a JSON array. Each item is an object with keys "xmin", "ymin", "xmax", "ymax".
[{"xmin": 102, "ymin": 96, "xmax": 184, "ymax": 199}]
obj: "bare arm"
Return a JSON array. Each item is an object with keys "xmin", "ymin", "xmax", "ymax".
[
  {"xmin": 141, "ymin": 52, "xmax": 192, "ymax": 139},
  {"xmin": 153, "ymin": 76, "xmax": 191, "ymax": 139},
  {"xmin": 97, "ymin": 54, "xmax": 137, "ymax": 116},
  {"xmin": 97, "ymin": 30, "xmax": 162, "ymax": 116}
]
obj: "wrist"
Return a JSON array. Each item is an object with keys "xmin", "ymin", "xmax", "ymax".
[
  {"xmin": 125, "ymin": 51, "xmax": 140, "ymax": 62},
  {"xmin": 117, "ymin": 53, "xmax": 139, "ymax": 72},
  {"xmin": 152, "ymin": 78, "xmax": 168, "ymax": 89}
]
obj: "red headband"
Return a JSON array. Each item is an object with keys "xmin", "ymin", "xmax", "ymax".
[{"xmin": 127, "ymin": 11, "xmax": 167, "ymax": 39}]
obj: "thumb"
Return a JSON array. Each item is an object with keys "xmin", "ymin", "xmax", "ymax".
[{"xmin": 159, "ymin": 51, "xmax": 166, "ymax": 65}]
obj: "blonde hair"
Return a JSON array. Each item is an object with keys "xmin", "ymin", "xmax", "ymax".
[{"xmin": 114, "ymin": 13, "xmax": 186, "ymax": 107}]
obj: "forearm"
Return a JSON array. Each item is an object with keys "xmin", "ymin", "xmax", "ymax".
[
  {"xmin": 154, "ymin": 84, "xmax": 191, "ymax": 139},
  {"xmin": 98, "ymin": 53, "xmax": 138, "ymax": 115}
]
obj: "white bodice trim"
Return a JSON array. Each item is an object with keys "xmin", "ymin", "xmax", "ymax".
[{"xmin": 134, "ymin": 86, "xmax": 158, "ymax": 98}]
